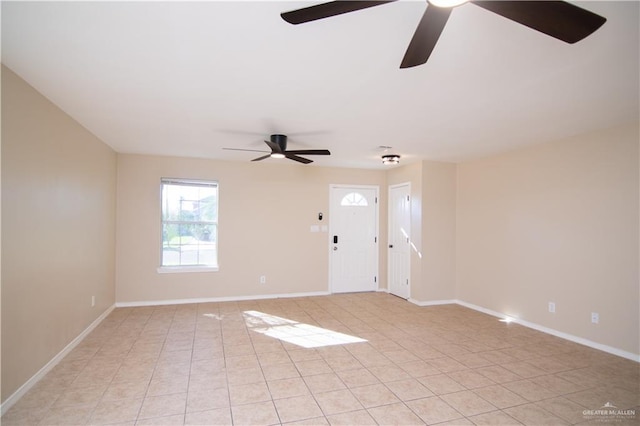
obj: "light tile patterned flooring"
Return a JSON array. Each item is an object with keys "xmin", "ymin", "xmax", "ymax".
[{"xmin": 2, "ymin": 293, "xmax": 638, "ymax": 425}]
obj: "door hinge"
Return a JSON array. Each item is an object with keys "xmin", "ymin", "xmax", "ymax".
[
  {"xmin": 407, "ymin": 195, "xmax": 410, "ymax": 201},
  {"xmin": 375, "ymin": 196, "xmax": 378, "ymax": 204},
  {"xmin": 374, "ymin": 276, "xmax": 377, "ymax": 283},
  {"xmin": 406, "ymin": 279, "xmax": 409, "ymax": 285},
  {"xmin": 374, "ymin": 236, "xmax": 377, "ymax": 243}
]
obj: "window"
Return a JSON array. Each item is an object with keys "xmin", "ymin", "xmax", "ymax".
[
  {"xmin": 340, "ymin": 192, "xmax": 368, "ymax": 207},
  {"xmin": 160, "ymin": 178, "xmax": 218, "ymax": 270}
]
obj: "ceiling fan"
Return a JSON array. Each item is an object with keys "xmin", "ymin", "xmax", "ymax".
[
  {"xmin": 223, "ymin": 134, "xmax": 331, "ymax": 164},
  {"xmin": 280, "ymin": 0, "xmax": 607, "ymax": 68}
]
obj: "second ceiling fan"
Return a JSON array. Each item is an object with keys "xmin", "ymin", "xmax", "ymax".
[{"xmin": 280, "ymin": 0, "xmax": 607, "ymax": 69}]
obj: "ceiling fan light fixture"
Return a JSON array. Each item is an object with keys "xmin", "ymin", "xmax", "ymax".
[
  {"xmin": 428, "ymin": 0, "xmax": 468, "ymax": 8},
  {"xmin": 270, "ymin": 153, "xmax": 286, "ymax": 159},
  {"xmin": 382, "ymin": 154, "xmax": 401, "ymax": 165}
]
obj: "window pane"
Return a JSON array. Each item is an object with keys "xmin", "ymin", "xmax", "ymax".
[
  {"xmin": 161, "ymin": 179, "xmax": 218, "ymax": 268},
  {"xmin": 162, "ymin": 223, "xmax": 217, "ymax": 267},
  {"xmin": 162, "ymin": 183, "xmax": 218, "ymax": 222},
  {"xmin": 341, "ymin": 192, "xmax": 368, "ymax": 207},
  {"xmin": 197, "ymin": 196, "xmax": 218, "ymax": 222}
]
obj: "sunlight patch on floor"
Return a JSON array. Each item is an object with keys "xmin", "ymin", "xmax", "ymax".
[{"xmin": 243, "ymin": 310, "xmax": 367, "ymax": 348}]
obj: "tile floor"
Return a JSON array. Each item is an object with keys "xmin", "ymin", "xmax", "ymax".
[{"xmin": 2, "ymin": 292, "xmax": 638, "ymax": 425}]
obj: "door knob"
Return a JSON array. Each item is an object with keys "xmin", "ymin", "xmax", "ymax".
[{"xmin": 389, "ymin": 244, "xmax": 393, "ymax": 248}]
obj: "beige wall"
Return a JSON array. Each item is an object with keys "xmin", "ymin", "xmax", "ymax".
[
  {"xmin": 117, "ymin": 155, "xmax": 458, "ymax": 308},
  {"xmin": 456, "ymin": 123, "xmax": 639, "ymax": 355},
  {"xmin": 421, "ymin": 161, "xmax": 456, "ymax": 302},
  {"xmin": 1, "ymin": 66, "xmax": 117, "ymax": 402},
  {"xmin": 115, "ymin": 154, "xmax": 387, "ymax": 304}
]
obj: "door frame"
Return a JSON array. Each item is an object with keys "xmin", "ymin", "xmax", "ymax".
[
  {"xmin": 388, "ymin": 182, "xmax": 411, "ymax": 299},
  {"xmin": 328, "ymin": 184, "xmax": 380, "ymax": 294}
]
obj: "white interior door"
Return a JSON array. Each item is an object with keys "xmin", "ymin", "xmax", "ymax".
[
  {"xmin": 388, "ymin": 183, "xmax": 411, "ymax": 299},
  {"xmin": 329, "ymin": 185, "xmax": 378, "ymax": 293}
]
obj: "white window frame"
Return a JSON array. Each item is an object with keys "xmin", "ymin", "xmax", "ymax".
[{"xmin": 157, "ymin": 178, "xmax": 219, "ymax": 273}]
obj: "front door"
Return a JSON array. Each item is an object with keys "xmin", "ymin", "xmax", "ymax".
[
  {"xmin": 329, "ymin": 185, "xmax": 378, "ymax": 293},
  {"xmin": 388, "ymin": 183, "xmax": 411, "ymax": 299}
]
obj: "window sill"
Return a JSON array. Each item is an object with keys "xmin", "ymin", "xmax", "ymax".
[{"xmin": 157, "ymin": 266, "xmax": 219, "ymax": 274}]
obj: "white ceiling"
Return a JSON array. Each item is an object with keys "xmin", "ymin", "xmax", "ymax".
[{"xmin": 2, "ymin": 1, "xmax": 638, "ymax": 169}]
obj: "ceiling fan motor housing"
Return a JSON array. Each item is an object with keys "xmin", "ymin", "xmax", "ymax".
[{"xmin": 270, "ymin": 134, "xmax": 287, "ymax": 151}]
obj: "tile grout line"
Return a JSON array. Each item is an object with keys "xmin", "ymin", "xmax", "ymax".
[{"xmin": 133, "ymin": 305, "xmax": 176, "ymax": 425}]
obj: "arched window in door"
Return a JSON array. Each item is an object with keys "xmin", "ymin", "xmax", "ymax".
[{"xmin": 340, "ymin": 192, "xmax": 368, "ymax": 207}]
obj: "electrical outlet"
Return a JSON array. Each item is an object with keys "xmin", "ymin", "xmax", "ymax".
[
  {"xmin": 591, "ymin": 312, "xmax": 599, "ymax": 324},
  {"xmin": 91, "ymin": 296, "xmax": 96, "ymax": 307},
  {"xmin": 260, "ymin": 275, "xmax": 266, "ymax": 284},
  {"xmin": 548, "ymin": 302, "xmax": 556, "ymax": 313}
]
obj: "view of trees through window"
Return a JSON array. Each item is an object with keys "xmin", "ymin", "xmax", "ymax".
[{"xmin": 161, "ymin": 179, "xmax": 218, "ymax": 267}]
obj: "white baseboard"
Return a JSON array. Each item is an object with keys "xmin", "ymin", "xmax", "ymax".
[
  {"xmin": 1, "ymin": 304, "xmax": 116, "ymax": 416},
  {"xmin": 409, "ymin": 298, "xmax": 457, "ymax": 306},
  {"xmin": 454, "ymin": 300, "xmax": 640, "ymax": 363},
  {"xmin": 409, "ymin": 297, "xmax": 639, "ymax": 363},
  {"xmin": 115, "ymin": 291, "xmax": 332, "ymax": 308}
]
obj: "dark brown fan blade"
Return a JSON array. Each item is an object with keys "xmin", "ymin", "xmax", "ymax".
[
  {"xmin": 400, "ymin": 5, "xmax": 452, "ymax": 69},
  {"xmin": 223, "ymin": 148, "xmax": 269, "ymax": 153},
  {"xmin": 281, "ymin": 1, "xmax": 396, "ymax": 24},
  {"xmin": 264, "ymin": 140, "xmax": 282, "ymax": 153},
  {"xmin": 285, "ymin": 153, "xmax": 314, "ymax": 164},
  {"xmin": 471, "ymin": 1, "xmax": 606, "ymax": 44},
  {"xmin": 251, "ymin": 154, "xmax": 272, "ymax": 162},
  {"xmin": 285, "ymin": 149, "xmax": 331, "ymax": 156}
]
